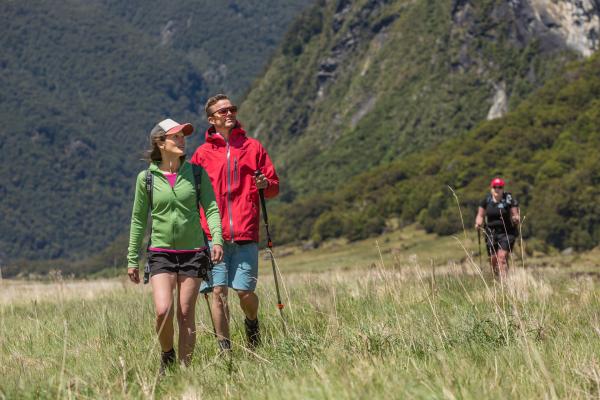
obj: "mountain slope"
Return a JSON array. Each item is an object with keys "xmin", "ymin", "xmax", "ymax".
[
  {"xmin": 97, "ymin": 0, "xmax": 312, "ymax": 98},
  {"xmin": 241, "ymin": 0, "xmax": 597, "ymax": 199},
  {"xmin": 271, "ymin": 51, "xmax": 600, "ymax": 251}
]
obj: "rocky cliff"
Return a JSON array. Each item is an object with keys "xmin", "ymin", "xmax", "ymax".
[{"xmin": 241, "ymin": 0, "xmax": 595, "ymax": 198}]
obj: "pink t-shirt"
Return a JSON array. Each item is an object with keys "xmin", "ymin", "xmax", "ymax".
[{"xmin": 164, "ymin": 172, "xmax": 177, "ymax": 188}]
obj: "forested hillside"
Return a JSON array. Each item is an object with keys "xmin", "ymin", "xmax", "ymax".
[
  {"xmin": 0, "ymin": 0, "xmax": 311, "ymax": 267},
  {"xmin": 271, "ymin": 51, "xmax": 600, "ymax": 252}
]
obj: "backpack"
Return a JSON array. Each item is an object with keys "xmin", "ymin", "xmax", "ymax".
[
  {"xmin": 142, "ymin": 163, "xmax": 212, "ymax": 284},
  {"xmin": 484, "ymin": 192, "xmax": 515, "ymax": 209}
]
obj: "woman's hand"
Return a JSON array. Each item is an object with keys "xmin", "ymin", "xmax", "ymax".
[
  {"xmin": 128, "ymin": 267, "xmax": 140, "ymax": 284},
  {"xmin": 211, "ymin": 244, "xmax": 224, "ymax": 264}
]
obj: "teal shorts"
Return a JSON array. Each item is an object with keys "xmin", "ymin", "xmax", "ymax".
[{"xmin": 200, "ymin": 241, "xmax": 259, "ymax": 293}]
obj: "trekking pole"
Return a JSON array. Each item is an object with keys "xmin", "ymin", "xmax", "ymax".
[
  {"xmin": 477, "ymin": 228, "xmax": 483, "ymax": 267},
  {"xmin": 255, "ymin": 171, "xmax": 285, "ymax": 328},
  {"xmin": 204, "ymin": 293, "xmax": 218, "ymax": 338}
]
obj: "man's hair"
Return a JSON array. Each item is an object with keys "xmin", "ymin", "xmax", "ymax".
[{"xmin": 205, "ymin": 94, "xmax": 230, "ymax": 117}]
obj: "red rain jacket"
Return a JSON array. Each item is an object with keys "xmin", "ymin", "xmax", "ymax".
[{"xmin": 191, "ymin": 123, "xmax": 279, "ymax": 243}]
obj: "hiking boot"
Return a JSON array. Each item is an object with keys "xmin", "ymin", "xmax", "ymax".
[
  {"xmin": 218, "ymin": 338, "xmax": 231, "ymax": 353},
  {"xmin": 244, "ymin": 317, "xmax": 260, "ymax": 348},
  {"xmin": 159, "ymin": 348, "xmax": 176, "ymax": 375}
]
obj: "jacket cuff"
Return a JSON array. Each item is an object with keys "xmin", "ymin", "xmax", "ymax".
[{"xmin": 211, "ymin": 237, "xmax": 224, "ymax": 246}]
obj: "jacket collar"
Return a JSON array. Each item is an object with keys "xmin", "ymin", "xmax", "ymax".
[
  {"xmin": 148, "ymin": 159, "xmax": 189, "ymax": 173},
  {"xmin": 205, "ymin": 122, "xmax": 246, "ymax": 144}
]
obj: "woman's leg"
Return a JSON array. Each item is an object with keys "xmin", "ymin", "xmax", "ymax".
[
  {"xmin": 151, "ymin": 272, "xmax": 178, "ymax": 352},
  {"xmin": 496, "ymin": 249, "xmax": 509, "ymax": 277},
  {"xmin": 176, "ymin": 276, "xmax": 202, "ymax": 365},
  {"xmin": 490, "ymin": 254, "xmax": 499, "ymax": 276}
]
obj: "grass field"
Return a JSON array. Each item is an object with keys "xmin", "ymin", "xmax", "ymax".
[{"xmin": 2, "ymin": 227, "xmax": 600, "ymax": 399}]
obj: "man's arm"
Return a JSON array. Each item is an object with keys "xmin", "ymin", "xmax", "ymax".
[{"xmin": 256, "ymin": 142, "xmax": 279, "ymax": 198}]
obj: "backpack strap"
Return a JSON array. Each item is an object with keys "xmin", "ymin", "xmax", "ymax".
[
  {"xmin": 144, "ymin": 170, "xmax": 154, "ymax": 250},
  {"xmin": 143, "ymin": 169, "xmax": 154, "ymax": 284},
  {"xmin": 504, "ymin": 192, "xmax": 513, "ymax": 207},
  {"xmin": 191, "ymin": 164, "xmax": 211, "ymax": 249},
  {"xmin": 145, "ymin": 169, "xmax": 154, "ymax": 210}
]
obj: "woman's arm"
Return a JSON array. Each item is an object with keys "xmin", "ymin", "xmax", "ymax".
[
  {"xmin": 198, "ymin": 168, "xmax": 223, "ymax": 247},
  {"xmin": 475, "ymin": 207, "xmax": 485, "ymax": 229},
  {"xmin": 127, "ymin": 172, "xmax": 149, "ymax": 270}
]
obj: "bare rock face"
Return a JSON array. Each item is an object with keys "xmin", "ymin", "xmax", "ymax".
[
  {"xmin": 160, "ymin": 20, "xmax": 176, "ymax": 46},
  {"xmin": 529, "ymin": 0, "xmax": 599, "ymax": 57},
  {"xmin": 487, "ymin": 82, "xmax": 509, "ymax": 120}
]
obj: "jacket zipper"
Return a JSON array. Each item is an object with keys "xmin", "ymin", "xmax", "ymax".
[
  {"xmin": 234, "ymin": 157, "xmax": 238, "ymax": 184},
  {"xmin": 226, "ymin": 141, "xmax": 235, "ymax": 242}
]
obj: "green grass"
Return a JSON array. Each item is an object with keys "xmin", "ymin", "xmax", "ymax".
[{"xmin": 2, "ymin": 230, "xmax": 600, "ymax": 399}]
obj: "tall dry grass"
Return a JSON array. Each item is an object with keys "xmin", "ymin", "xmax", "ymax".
[{"xmin": 1, "ymin": 247, "xmax": 599, "ymax": 399}]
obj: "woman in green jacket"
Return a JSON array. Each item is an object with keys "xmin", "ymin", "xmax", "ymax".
[{"xmin": 127, "ymin": 118, "xmax": 223, "ymax": 372}]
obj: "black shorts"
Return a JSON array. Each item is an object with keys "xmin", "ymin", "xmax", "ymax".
[
  {"xmin": 147, "ymin": 250, "xmax": 211, "ymax": 280},
  {"xmin": 484, "ymin": 229, "xmax": 516, "ymax": 256}
]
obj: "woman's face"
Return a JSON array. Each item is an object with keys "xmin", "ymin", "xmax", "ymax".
[
  {"xmin": 160, "ymin": 132, "xmax": 186, "ymax": 156},
  {"xmin": 491, "ymin": 185, "xmax": 504, "ymax": 197}
]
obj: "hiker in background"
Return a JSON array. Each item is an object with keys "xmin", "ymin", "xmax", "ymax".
[
  {"xmin": 191, "ymin": 94, "xmax": 279, "ymax": 351},
  {"xmin": 127, "ymin": 119, "xmax": 223, "ymax": 373},
  {"xmin": 475, "ymin": 177, "xmax": 520, "ymax": 278}
]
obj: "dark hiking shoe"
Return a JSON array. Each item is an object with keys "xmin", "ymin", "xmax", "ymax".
[
  {"xmin": 159, "ymin": 349, "xmax": 176, "ymax": 375},
  {"xmin": 218, "ymin": 338, "xmax": 231, "ymax": 353},
  {"xmin": 244, "ymin": 317, "xmax": 261, "ymax": 348}
]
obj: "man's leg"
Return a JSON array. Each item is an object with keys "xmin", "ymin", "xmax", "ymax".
[
  {"xmin": 231, "ymin": 243, "xmax": 260, "ymax": 346},
  {"xmin": 212, "ymin": 285, "xmax": 230, "ymax": 345},
  {"xmin": 200, "ymin": 242, "xmax": 231, "ymax": 350},
  {"xmin": 176, "ymin": 275, "xmax": 201, "ymax": 366},
  {"xmin": 237, "ymin": 290, "xmax": 259, "ymax": 320}
]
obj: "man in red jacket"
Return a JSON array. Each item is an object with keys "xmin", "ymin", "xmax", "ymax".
[{"xmin": 191, "ymin": 94, "xmax": 279, "ymax": 351}]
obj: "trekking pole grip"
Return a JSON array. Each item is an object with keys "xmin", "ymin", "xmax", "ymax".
[
  {"xmin": 255, "ymin": 170, "xmax": 273, "ymax": 248},
  {"xmin": 255, "ymin": 170, "xmax": 268, "ymax": 222}
]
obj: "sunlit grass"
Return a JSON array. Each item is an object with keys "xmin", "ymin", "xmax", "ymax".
[{"xmin": 2, "ymin": 229, "xmax": 600, "ymax": 399}]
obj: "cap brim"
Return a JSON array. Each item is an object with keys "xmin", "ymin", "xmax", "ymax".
[{"xmin": 166, "ymin": 123, "xmax": 194, "ymax": 136}]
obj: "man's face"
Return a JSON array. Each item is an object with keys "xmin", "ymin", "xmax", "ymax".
[{"xmin": 207, "ymin": 99, "xmax": 237, "ymax": 130}]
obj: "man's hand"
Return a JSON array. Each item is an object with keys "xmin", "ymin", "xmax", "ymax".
[
  {"xmin": 212, "ymin": 244, "xmax": 224, "ymax": 264},
  {"xmin": 128, "ymin": 267, "xmax": 140, "ymax": 284},
  {"xmin": 255, "ymin": 173, "xmax": 268, "ymax": 190}
]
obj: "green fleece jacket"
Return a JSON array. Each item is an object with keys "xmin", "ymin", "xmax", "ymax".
[{"xmin": 127, "ymin": 161, "xmax": 223, "ymax": 268}]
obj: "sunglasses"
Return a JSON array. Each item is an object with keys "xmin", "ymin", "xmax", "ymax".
[
  {"xmin": 492, "ymin": 186, "xmax": 504, "ymax": 189},
  {"xmin": 212, "ymin": 106, "xmax": 238, "ymax": 116}
]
